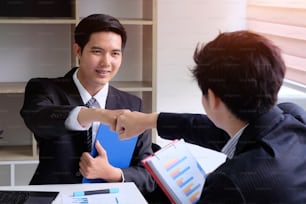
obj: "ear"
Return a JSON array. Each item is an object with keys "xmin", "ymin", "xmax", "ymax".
[
  {"xmin": 73, "ymin": 43, "xmax": 81, "ymax": 59},
  {"xmin": 207, "ymin": 89, "xmax": 221, "ymax": 109}
]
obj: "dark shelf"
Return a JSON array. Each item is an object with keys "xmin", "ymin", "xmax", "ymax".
[{"xmin": 0, "ymin": 0, "xmax": 75, "ymax": 18}]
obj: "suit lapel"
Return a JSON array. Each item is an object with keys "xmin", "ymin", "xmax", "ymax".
[
  {"xmin": 105, "ymin": 86, "xmax": 121, "ymax": 110},
  {"xmin": 59, "ymin": 67, "xmax": 84, "ymax": 106}
]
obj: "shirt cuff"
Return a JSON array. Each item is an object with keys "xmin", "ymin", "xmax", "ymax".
[{"xmin": 65, "ymin": 106, "xmax": 90, "ymax": 130}]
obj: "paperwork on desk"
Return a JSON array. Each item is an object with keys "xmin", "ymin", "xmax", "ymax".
[{"xmin": 62, "ymin": 193, "xmax": 120, "ymax": 204}]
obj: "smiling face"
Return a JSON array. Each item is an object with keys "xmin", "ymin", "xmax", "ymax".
[{"xmin": 74, "ymin": 31, "xmax": 122, "ymax": 95}]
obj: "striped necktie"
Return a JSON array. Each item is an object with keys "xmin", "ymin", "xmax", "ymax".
[{"xmin": 85, "ymin": 97, "xmax": 98, "ymax": 152}]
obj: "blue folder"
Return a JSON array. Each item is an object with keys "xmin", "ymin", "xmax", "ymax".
[{"xmin": 82, "ymin": 124, "xmax": 138, "ymax": 183}]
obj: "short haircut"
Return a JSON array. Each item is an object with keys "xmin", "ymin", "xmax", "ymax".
[
  {"xmin": 192, "ymin": 31, "xmax": 286, "ymax": 121},
  {"xmin": 74, "ymin": 13, "xmax": 127, "ymax": 52}
]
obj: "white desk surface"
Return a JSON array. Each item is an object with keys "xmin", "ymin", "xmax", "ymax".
[{"xmin": 0, "ymin": 182, "xmax": 148, "ymax": 204}]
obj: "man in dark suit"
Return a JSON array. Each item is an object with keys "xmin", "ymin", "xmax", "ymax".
[
  {"xmin": 20, "ymin": 14, "xmax": 155, "ymax": 195},
  {"xmin": 113, "ymin": 31, "xmax": 306, "ymax": 203}
]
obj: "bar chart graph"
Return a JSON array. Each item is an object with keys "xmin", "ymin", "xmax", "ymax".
[
  {"xmin": 161, "ymin": 144, "xmax": 206, "ymax": 203},
  {"xmin": 143, "ymin": 139, "xmax": 226, "ymax": 204}
]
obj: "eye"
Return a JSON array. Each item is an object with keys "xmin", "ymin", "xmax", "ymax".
[
  {"xmin": 112, "ymin": 51, "xmax": 121, "ymax": 56},
  {"xmin": 92, "ymin": 49, "xmax": 102, "ymax": 54}
]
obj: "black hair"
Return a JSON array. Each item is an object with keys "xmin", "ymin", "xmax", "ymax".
[
  {"xmin": 192, "ymin": 31, "xmax": 286, "ymax": 121},
  {"xmin": 74, "ymin": 13, "xmax": 127, "ymax": 52}
]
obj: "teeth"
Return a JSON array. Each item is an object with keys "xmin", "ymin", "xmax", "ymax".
[{"xmin": 97, "ymin": 70, "xmax": 109, "ymax": 74}]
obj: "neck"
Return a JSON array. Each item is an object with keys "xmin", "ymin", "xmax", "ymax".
[
  {"xmin": 216, "ymin": 102, "xmax": 248, "ymax": 137},
  {"xmin": 226, "ymin": 119, "xmax": 248, "ymax": 137},
  {"xmin": 77, "ymin": 70, "xmax": 103, "ymax": 96}
]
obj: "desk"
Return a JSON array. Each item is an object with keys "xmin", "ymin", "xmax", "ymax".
[{"xmin": 0, "ymin": 182, "xmax": 148, "ymax": 204}]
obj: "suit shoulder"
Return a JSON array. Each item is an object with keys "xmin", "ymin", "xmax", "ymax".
[
  {"xmin": 26, "ymin": 68, "xmax": 74, "ymax": 85},
  {"xmin": 27, "ymin": 75, "xmax": 71, "ymax": 86},
  {"xmin": 109, "ymin": 86, "xmax": 141, "ymax": 101},
  {"xmin": 25, "ymin": 76, "xmax": 73, "ymax": 95}
]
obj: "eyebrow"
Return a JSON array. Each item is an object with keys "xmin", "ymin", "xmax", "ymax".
[{"xmin": 91, "ymin": 46, "xmax": 122, "ymax": 52}]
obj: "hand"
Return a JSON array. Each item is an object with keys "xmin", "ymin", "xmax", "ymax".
[
  {"xmin": 79, "ymin": 141, "xmax": 122, "ymax": 182},
  {"xmin": 116, "ymin": 111, "xmax": 158, "ymax": 140},
  {"xmin": 101, "ymin": 109, "xmax": 130, "ymax": 132}
]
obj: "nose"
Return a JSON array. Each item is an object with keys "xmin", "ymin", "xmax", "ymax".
[{"xmin": 100, "ymin": 53, "xmax": 111, "ymax": 67}]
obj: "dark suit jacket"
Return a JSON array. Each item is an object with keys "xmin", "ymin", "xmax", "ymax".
[
  {"xmin": 157, "ymin": 103, "xmax": 306, "ymax": 203},
  {"xmin": 20, "ymin": 67, "xmax": 155, "ymax": 194}
]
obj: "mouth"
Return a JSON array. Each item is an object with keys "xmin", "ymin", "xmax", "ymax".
[{"xmin": 96, "ymin": 69, "xmax": 111, "ymax": 76}]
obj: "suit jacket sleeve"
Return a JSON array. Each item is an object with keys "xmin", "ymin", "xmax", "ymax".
[
  {"xmin": 157, "ymin": 112, "xmax": 230, "ymax": 151},
  {"xmin": 20, "ymin": 78, "xmax": 78, "ymax": 140}
]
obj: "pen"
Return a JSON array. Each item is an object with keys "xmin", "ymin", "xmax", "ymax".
[{"xmin": 73, "ymin": 188, "xmax": 119, "ymax": 197}]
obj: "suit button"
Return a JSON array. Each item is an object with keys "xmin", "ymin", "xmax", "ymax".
[{"xmin": 75, "ymin": 171, "xmax": 81, "ymax": 176}]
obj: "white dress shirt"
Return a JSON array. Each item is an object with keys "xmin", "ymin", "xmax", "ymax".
[
  {"xmin": 65, "ymin": 68, "xmax": 109, "ymax": 148},
  {"xmin": 65, "ymin": 69, "xmax": 125, "ymax": 182}
]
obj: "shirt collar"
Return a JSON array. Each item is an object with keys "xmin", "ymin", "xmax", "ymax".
[
  {"xmin": 221, "ymin": 124, "xmax": 249, "ymax": 159},
  {"xmin": 73, "ymin": 68, "xmax": 109, "ymax": 108}
]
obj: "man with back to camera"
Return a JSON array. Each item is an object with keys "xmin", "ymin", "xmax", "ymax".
[{"xmin": 110, "ymin": 31, "xmax": 306, "ymax": 203}]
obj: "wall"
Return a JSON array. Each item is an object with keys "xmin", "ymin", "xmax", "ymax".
[
  {"xmin": 0, "ymin": 24, "xmax": 71, "ymax": 82},
  {"xmin": 0, "ymin": 25, "xmax": 71, "ymax": 147},
  {"xmin": 156, "ymin": 0, "xmax": 247, "ymax": 145},
  {"xmin": 156, "ymin": 0, "xmax": 247, "ymax": 114}
]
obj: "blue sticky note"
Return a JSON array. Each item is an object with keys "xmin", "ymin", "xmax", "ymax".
[{"xmin": 82, "ymin": 124, "xmax": 138, "ymax": 183}]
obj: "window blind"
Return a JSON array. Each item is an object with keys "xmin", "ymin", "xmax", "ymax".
[{"xmin": 247, "ymin": 0, "xmax": 306, "ymax": 85}]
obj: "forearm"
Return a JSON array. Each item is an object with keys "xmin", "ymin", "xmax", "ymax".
[
  {"xmin": 143, "ymin": 112, "xmax": 158, "ymax": 130},
  {"xmin": 101, "ymin": 166, "xmax": 124, "ymax": 182},
  {"xmin": 157, "ymin": 112, "xmax": 229, "ymax": 150},
  {"xmin": 78, "ymin": 108, "xmax": 104, "ymax": 127},
  {"xmin": 77, "ymin": 108, "xmax": 120, "ymax": 128}
]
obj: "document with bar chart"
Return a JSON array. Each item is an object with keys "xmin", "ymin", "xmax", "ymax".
[{"xmin": 142, "ymin": 139, "xmax": 206, "ymax": 204}]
